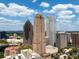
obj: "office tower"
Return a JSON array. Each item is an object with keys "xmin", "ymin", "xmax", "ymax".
[
  {"xmin": 46, "ymin": 16, "xmax": 56, "ymax": 46},
  {"xmin": 56, "ymin": 32, "xmax": 67, "ymax": 49},
  {"xmin": 71, "ymin": 32, "xmax": 79, "ymax": 48},
  {"xmin": 23, "ymin": 20, "xmax": 33, "ymax": 45},
  {"xmin": 32, "ymin": 14, "xmax": 46, "ymax": 56}
]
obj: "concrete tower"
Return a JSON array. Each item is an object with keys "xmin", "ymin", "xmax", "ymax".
[
  {"xmin": 46, "ymin": 16, "xmax": 56, "ymax": 46},
  {"xmin": 32, "ymin": 14, "xmax": 46, "ymax": 56},
  {"xmin": 56, "ymin": 32, "xmax": 67, "ymax": 49}
]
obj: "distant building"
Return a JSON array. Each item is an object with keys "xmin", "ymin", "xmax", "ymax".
[
  {"xmin": 71, "ymin": 32, "xmax": 79, "ymax": 48},
  {"xmin": 32, "ymin": 14, "xmax": 46, "ymax": 57},
  {"xmin": 4, "ymin": 45, "xmax": 19, "ymax": 57},
  {"xmin": 23, "ymin": 20, "xmax": 33, "ymax": 45},
  {"xmin": 0, "ymin": 31, "xmax": 8, "ymax": 39},
  {"xmin": 46, "ymin": 16, "xmax": 56, "ymax": 46},
  {"xmin": 9, "ymin": 36, "xmax": 16, "ymax": 39},
  {"xmin": 56, "ymin": 32, "xmax": 67, "ymax": 49},
  {"xmin": 66, "ymin": 32, "xmax": 72, "ymax": 43}
]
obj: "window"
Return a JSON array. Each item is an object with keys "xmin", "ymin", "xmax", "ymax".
[
  {"xmin": 13, "ymin": 57, "xmax": 16, "ymax": 59},
  {"xmin": 18, "ymin": 56, "xmax": 21, "ymax": 59},
  {"xmin": 6, "ymin": 50, "xmax": 10, "ymax": 56},
  {"xmin": 32, "ymin": 58, "xmax": 35, "ymax": 59}
]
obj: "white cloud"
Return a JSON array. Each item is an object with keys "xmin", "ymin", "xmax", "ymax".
[
  {"xmin": 52, "ymin": 4, "xmax": 73, "ymax": 11},
  {"xmin": 0, "ymin": 17, "xmax": 23, "ymax": 31},
  {"xmin": 32, "ymin": 0, "xmax": 37, "ymax": 2},
  {"xmin": 57, "ymin": 10, "xmax": 76, "ymax": 21},
  {"xmin": 57, "ymin": 10, "xmax": 73, "ymax": 16},
  {"xmin": 74, "ymin": 5, "xmax": 79, "ymax": 13},
  {"xmin": 40, "ymin": 2, "xmax": 50, "ymax": 8},
  {"xmin": 43, "ymin": 9, "xmax": 54, "ymax": 14},
  {"xmin": 0, "ymin": 3, "xmax": 6, "ymax": 10},
  {"xmin": 43, "ymin": 4, "xmax": 77, "ymax": 14},
  {"xmin": 43, "ymin": 4, "xmax": 77, "ymax": 22},
  {"xmin": 0, "ymin": 17, "xmax": 23, "ymax": 25},
  {"xmin": 58, "ymin": 15, "xmax": 76, "ymax": 20},
  {"xmin": 43, "ymin": 4, "xmax": 79, "ymax": 31},
  {"xmin": 0, "ymin": 3, "xmax": 35, "ymax": 16},
  {"xmin": 52, "ymin": 4, "xmax": 79, "ymax": 14}
]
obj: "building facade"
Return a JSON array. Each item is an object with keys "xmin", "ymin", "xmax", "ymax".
[
  {"xmin": 46, "ymin": 16, "xmax": 56, "ymax": 46},
  {"xmin": 4, "ymin": 45, "xmax": 19, "ymax": 57},
  {"xmin": 56, "ymin": 32, "xmax": 67, "ymax": 49},
  {"xmin": 66, "ymin": 32, "xmax": 72, "ymax": 43},
  {"xmin": 71, "ymin": 32, "xmax": 79, "ymax": 48},
  {"xmin": 23, "ymin": 20, "xmax": 33, "ymax": 45},
  {"xmin": 32, "ymin": 14, "xmax": 46, "ymax": 56},
  {"xmin": 0, "ymin": 31, "xmax": 8, "ymax": 39}
]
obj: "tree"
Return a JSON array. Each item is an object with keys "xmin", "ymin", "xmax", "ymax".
[
  {"xmin": 72, "ymin": 47, "xmax": 78, "ymax": 53},
  {"xmin": 0, "ymin": 52, "xmax": 4, "ymax": 58},
  {"xmin": 0, "ymin": 40, "xmax": 8, "ymax": 44},
  {"xmin": 19, "ymin": 44, "xmax": 32, "ymax": 50}
]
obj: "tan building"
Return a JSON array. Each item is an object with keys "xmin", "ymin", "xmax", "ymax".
[
  {"xmin": 56, "ymin": 32, "xmax": 67, "ymax": 49},
  {"xmin": 32, "ymin": 14, "xmax": 46, "ymax": 57}
]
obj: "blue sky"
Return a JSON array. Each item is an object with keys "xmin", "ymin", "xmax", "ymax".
[{"xmin": 0, "ymin": 0, "xmax": 79, "ymax": 31}]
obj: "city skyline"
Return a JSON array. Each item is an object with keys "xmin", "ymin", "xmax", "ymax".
[{"xmin": 0, "ymin": 0, "xmax": 79, "ymax": 31}]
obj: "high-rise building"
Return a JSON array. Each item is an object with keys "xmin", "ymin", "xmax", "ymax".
[
  {"xmin": 46, "ymin": 16, "xmax": 56, "ymax": 46},
  {"xmin": 23, "ymin": 20, "xmax": 33, "ymax": 45},
  {"xmin": 32, "ymin": 14, "xmax": 46, "ymax": 56},
  {"xmin": 71, "ymin": 32, "xmax": 79, "ymax": 48},
  {"xmin": 56, "ymin": 32, "xmax": 67, "ymax": 49}
]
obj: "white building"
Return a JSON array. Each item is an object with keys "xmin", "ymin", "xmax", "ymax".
[
  {"xmin": 7, "ymin": 39, "xmax": 23, "ymax": 43},
  {"xmin": 2, "ymin": 49, "xmax": 41, "ymax": 59},
  {"xmin": 2, "ymin": 54, "xmax": 26, "ymax": 59},
  {"xmin": 46, "ymin": 16, "xmax": 56, "ymax": 46},
  {"xmin": 21, "ymin": 49, "xmax": 41, "ymax": 59},
  {"xmin": 46, "ymin": 45, "xmax": 58, "ymax": 54}
]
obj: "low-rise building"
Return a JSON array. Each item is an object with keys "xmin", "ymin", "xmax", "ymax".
[
  {"xmin": 3, "ymin": 48, "xmax": 41, "ymax": 59},
  {"xmin": 4, "ymin": 45, "xmax": 19, "ymax": 57},
  {"xmin": 45, "ymin": 45, "xmax": 58, "ymax": 54},
  {"xmin": 7, "ymin": 39, "xmax": 23, "ymax": 43}
]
